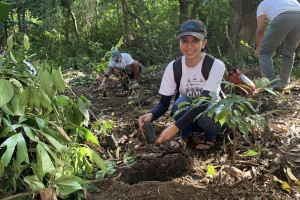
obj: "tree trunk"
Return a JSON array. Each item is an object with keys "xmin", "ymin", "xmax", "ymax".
[
  {"xmin": 17, "ymin": 1, "xmax": 25, "ymax": 33},
  {"xmin": 190, "ymin": 0, "xmax": 200, "ymax": 19},
  {"xmin": 226, "ymin": 0, "xmax": 260, "ymax": 58},
  {"xmin": 121, "ymin": 0, "xmax": 130, "ymax": 45},
  {"xmin": 179, "ymin": 0, "xmax": 189, "ymax": 24},
  {"xmin": 60, "ymin": 0, "xmax": 80, "ymax": 41}
]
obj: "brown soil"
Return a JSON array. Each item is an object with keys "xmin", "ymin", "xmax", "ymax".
[{"xmin": 65, "ymin": 66, "xmax": 300, "ymax": 200}]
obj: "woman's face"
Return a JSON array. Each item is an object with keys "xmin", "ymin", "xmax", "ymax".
[{"xmin": 179, "ymin": 35, "xmax": 207, "ymax": 60}]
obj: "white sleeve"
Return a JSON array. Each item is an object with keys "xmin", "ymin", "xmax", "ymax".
[
  {"xmin": 203, "ymin": 59, "xmax": 225, "ymax": 92},
  {"xmin": 158, "ymin": 62, "xmax": 177, "ymax": 96},
  {"xmin": 108, "ymin": 61, "xmax": 115, "ymax": 67},
  {"xmin": 123, "ymin": 53, "xmax": 134, "ymax": 65},
  {"xmin": 256, "ymin": 2, "xmax": 265, "ymax": 17}
]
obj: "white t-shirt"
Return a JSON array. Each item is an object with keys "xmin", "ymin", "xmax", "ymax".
[
  {"xmin": 257, "ymin": 0, "xmax": 300, "ymax": 22},
  {"xmin": 159, "ymin": 53, "xmax": 225, "ymax": 99},
  {"xmin": 108, "ymin": 53, "xmax": 134, "ymax": 69}
]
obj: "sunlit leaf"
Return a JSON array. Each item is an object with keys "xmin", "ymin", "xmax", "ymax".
[
  {"xmin": 23, "ymin": 34, "xmax": 30, "ymax": 51},
  {"xmin": 274, "ymin": 176, "xmax": 291, "ymax": 193},
  {"xmin": 207, "ymin": 165, "xmax": 216, "ymax": 175},
  {"xmin": 88, "ymin": 149, "xmax": 108, "ymax": 172},
  {"xmin": 7, "ymin": 35, "xmax": 13, "ymax": 50},
  {"xmin": 242, "ymin": 149, "xmax": 259, "ymax": 156},
  {"xmin": 9, "ymin": 51, "xmax": 18, "ymax": 64},
  {"xmin": 81, "ymin": 127, "xmax": 99, "ymax": 145},
  {"xmin": 285, "ymin": 167, "xmax": 300, "ymax": 185}
]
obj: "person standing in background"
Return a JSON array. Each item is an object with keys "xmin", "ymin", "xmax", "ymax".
[{"xmin": 254, "ymin": 0, "xmax": 300, "ymax": 91}]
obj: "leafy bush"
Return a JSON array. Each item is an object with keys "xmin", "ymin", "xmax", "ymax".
[{"xmin": 0, "ymin": 33, "xmax": 110, "ymax": 199}]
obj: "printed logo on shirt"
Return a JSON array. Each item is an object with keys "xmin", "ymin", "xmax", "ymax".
[{"xmin": 185, "ymin": 78, "xmax": 203, "ymax": 97}]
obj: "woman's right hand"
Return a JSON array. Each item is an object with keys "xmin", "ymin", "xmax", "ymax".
[
  {"xmin": 98, "ymin": 83, "xmax": 105, "ymax": 91},
  {"xmin": 138, "ymin": 113, "xmax": 153, "ymax": 128}
]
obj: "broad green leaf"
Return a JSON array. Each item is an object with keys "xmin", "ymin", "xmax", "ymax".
[
  {"xmin": 23, "ymin": 34, "xmax": 30, "ymax": 51},
  {"xmin": 237, "ymin": 119, "xmax": 250, "ymax": 135},
  {"xmin": 16, "ymin": 134, "xmax": 29, "ymax": 165},
  {"xmin": 55, "ymin": 175, "xmax": 85, "ymax": 196},
  {"xmin": 88, "ymin": 149, "xmax": 108, "ymax": 172},
  {"xmin": 35, "ymin": 117, "xmax": 46, "ymax": 130},
  {"xmin": 38, "ymin": 141, "xmax": 62, "ymax": 164},
  {"xmin": 0, "ymin": 79, "xmax": 14, "ymax": 107},
  {"xmin": 173, "ymin": 109, "xmax": 185, "ymax": 119},
  {"xmin": 0, "ymin": 133, "xmax": 27, "ymax": 167},
  {"xmin": 1, "ymin": 102, "xmax": 16, "ymax": 116},
  {"xmin": 7, "ymin": 35, "xmax": 13, "ymax": 50},
  {"xmin": 38, "ymin": 89, "xmax": 52, "ymax": 110},
  {"xmin": 55, "ymin": 95, "xmax": 70, "ymax": 107},
  {"xmin": 11, "ymin": 93, "xmax": 25, "ymax": 116},
  {"xmin": 68, "ymin": 105, "xmax": 84, "ymax": 126},
  {"xmin": 84, "ymin": 159, "xmax": 94, "ymax": 173},
  {"xmin": 23, "ymin": 126, "xmax": 38, "ymax": 142},
  {"xmin": 214, "ymin": 109, "xmax": 230, "ymax": 126},
  {"xmin": 78, "ymin": 98, "xmax": 89, "ymax": 122},
  {"xmin": 9, "ymin": 51, "xmax": 18, "ymax": 64},
  {"xmin": 52, "ymin": 67, "xmax": 66, "ymax": 92},
  {"xmin": 19, "ymin": 88, "xmax": 29, "ymax": 108},
  {"xmin": 24, "ymin": 175, "xmax": 45, "ymax": 192},
  {"xmin": 39, "ymin": 131, "xmax": 67, "ymax": 152},
  {"xmin": 81, "ymin": 127, "xmax": 99, "ymax": 145},
  {"xmin": 40, "ymin": 69, "xmax": 54, "ymax": 96},
  {"xmin": 0, "ymin": 124, "xmax": 22, "ymax": 138},
  {"xmin": 36, "ymin": 143, "xmax": 55, "ymax": 175},
  {"xmin": 178, "ymin": 101, "xmax": 191, "ymax": 108},
  {"xmin": 32, "ymin": 88, "xmax": 40, "ymax": 108},
  {"xmin": 9, "ymin": 78, "xmax": 23, "ymax": 91}
]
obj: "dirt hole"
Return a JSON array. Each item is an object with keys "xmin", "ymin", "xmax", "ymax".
[{"xmin": 119, "ymin": 154, "xmax": 192, "ymax": 185}]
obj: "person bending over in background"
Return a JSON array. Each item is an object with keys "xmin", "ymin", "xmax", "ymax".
[
  {"xmin": 254, "ymin": 0, "xmax": 300, "ymax": 91},
  {"xmin": 138, "ymin": 20, "xmax": 227, "ymax": 151},
  {"xmin": 99, "ymin": 49, "xmax": 143, "ymax": 91}
]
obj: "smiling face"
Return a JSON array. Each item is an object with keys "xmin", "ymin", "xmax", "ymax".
[{"xmin": 179, "ymin": 35, "xmax": 207, "ymax": 66}]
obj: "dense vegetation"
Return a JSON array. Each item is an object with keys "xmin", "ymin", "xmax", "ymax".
[{"xmin": 0, "ymin": 0, "xmax": 300, "ymax": 199}]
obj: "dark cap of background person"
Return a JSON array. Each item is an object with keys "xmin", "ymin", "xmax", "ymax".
[{"xmin": 177, "ymin": 20, "xmax": 207, "ymax": 40}]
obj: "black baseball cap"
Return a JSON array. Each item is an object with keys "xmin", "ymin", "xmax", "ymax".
[{"xmin": 177, "ymin": 20, "xmax": 207, "ymax": 40}]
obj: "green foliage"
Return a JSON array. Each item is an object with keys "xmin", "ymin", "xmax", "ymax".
[
  {"xmin": 0, "ymin": 34, "xmax": 111, "ymax": 198},
  {"xmin": 0, "ymin": 2, "xmax": 10, "ymax": 30}
]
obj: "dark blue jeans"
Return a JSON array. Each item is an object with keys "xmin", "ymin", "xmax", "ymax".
[{"xmin": 171, "ymin": 96, "xmax": 227, "ymax": 141}]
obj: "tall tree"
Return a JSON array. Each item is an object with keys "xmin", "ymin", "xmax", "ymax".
[
  {"xmin": 179, "ymin": 0, "xmax": 189, "ymax": 24},
  {"xmin": 227, "ymin": 0, "xmax": 260, "ymax": 58}
]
